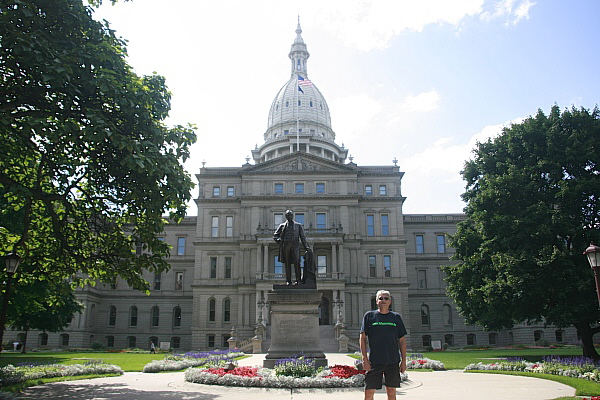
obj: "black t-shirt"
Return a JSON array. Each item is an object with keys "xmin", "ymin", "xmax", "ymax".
[{"xmin": 361, "ymin": 310, "xmax": 407, "ymax": 365}]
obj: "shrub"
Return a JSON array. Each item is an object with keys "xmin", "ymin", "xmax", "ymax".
[
  {"xmin": 273, "ymin": 355, "xmax": 320, "ymax": 378},
  {"xmin": 90, "ymin": 341, "xmax": 105, "ymax": 351}
]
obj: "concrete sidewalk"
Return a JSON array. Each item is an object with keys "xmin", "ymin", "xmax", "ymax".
[{"xmin": 18, "ymin": 353, "xmax": 576, "ymax": 399}]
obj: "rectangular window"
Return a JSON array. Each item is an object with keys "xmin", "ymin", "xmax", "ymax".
[
  {"xmin": 369, "ymin": 255, "xmax": 377, "ymax": 277},
  {"xmin": 106, "ymin": 336, "xmax": 114, "ymax": 348},
  {"xmin": 295, "ymin": 183, "xmax": 304, "ymax": 193},
  {"xmin": 212, "ymin": 186, "xmax": 220, "ymax": 197},
  {"xmin": 381, "ymin": 214, "xmax": 389, "ymax": 236},
  {"xmin": 274, "ymin": 213, "xmax": 284, "ymax": 227},
  {"xmin": 227, "ymin": 186, "xmax": 235, "ymax": 197},
  {"xmin": 316, "ymin": 213, "xmax": 327, "ymax": 229},
  {"xmin": 211, "ymin": 216, "xmax": 219, "ymax": 237},
  {"xmin": 367, "ymin": 215, "xmax": 375, "ymax": 236},
  {"xmin": 210, "ymin": 257, "xmax": 217, "ymax": 279},
  {"xmin": 316, "ymin": 183, "xmax": 325, "ymax": 193},
  {"xmin": 274, "ymin": 256, "xmax": 283, "ymax": 276},
  {"xmin": 226, "ymin": 216, "xmax": 233, "ymax": 237},
  {"xmin": 365, "ymin": 185, "xmax": 373, "ymax": 196},
  {"xmin": 274, "ymin": 183, "xmax": 284, "ymax": 194},
  {"xmin": 175, "ymin": 272, "xmax": 183, "ymax": 290},
  {"xmin": 172, "ymin": 337, "xmax": 181, "ymax": 349},
  {"xmin": 130, "ymin": 307, "xmax": 138, "ymax": 327},
  {"xmin": 437, "ymin": 234, "xmax": 446, "ymax": 253},
  {"xmin": 317, "ymin": 255, "xmax": 327, "ymax": 275},
  {"xmin": 225, "ymin": 257, "xmax": 232, "ymax": 279},
  {"xmin": 127, "ymin": 336, "xmax": 136, "ymax": 348},
  {"xmin": 383, "ymin": 255, "xmax": 391, "ymax": 278},
  {"xmin": 135, "ymin": 242, "xmax": 143, "ymax": 256},
  {"xmin": 177, "ymin": 237, "xmax": 186, "ymax": 255},
  {"xmin": 417, "ymin": 269, "xmax": 427, "ymax": 289},
  {"xmin": 207, "ymin": 334, "xmax": 215, "ymax": 348},
  {"xmin": 154, "ymin": 272, "xmax": 161, "ymax": 290},
  {"xmin": 416, "ymin": 235, "xmax": 424, "ymax": 253},
  {"xmin": 379, "ymin": 185, "xmax": 387, "ymax": 195},
  {"xmin": 295, "ymin": 213, "xmax": 305, "ymax": 225}
]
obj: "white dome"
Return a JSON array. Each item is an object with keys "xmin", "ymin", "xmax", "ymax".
[{"xmin": 252, "ymin": 20, "xmax": 347, "ymax": 165}]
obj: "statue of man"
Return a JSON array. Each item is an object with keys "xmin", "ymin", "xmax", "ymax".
[{"xmin": 273, "ymin": 210, "xmax": 311, "ymax": 285}]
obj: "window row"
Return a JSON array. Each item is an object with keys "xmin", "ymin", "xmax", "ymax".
[
  {"xmin": 211, "ymin": 216, "xmax": 234, "ymax": 237},
  {"xmin": 364, "ymin": 184, "xmax": 388, "ymax": 196},
  {"xmin": 153, "ymin": 271, "xmax": 184, "ymax": 290},
  {"xmin": 414, "ymin": 234, "xmax": 446, "ymax": 254},
  {"xmin": 206, "ymin": 333, "xmax": 232, "ymax": 349},
  {"xmin": 421, "ymin": 329, "xmax": 566, "ymax": 348},
  {"xmin": 107, "ymin": 306, "xmax": 182, "ymax": 328},
  {"xmin": 366, "ymin": 214, "xmax": 390, "ymax": 236},
  {"xmin": 136, "ymin": 236, "xmax": 187, "ymax": 256},
  {"xmin": 274, "ymin": 255, "xmax": 327, "ymax": 276},
  {"xmin": 212, "ymin": 186, "xmax": 236, "ymax": 197},
  {"xmin": 420, "ymin": 304, "xmax": 453, "ymax": 326},
  {"xmin": 368, "ymin": 254, "xmax": 392, "ymax": 278},
  {"xmin": 108, "ymin": 336, "xmax": 181, "ymax": 349},
  {"xmin": 208, "ymin": 256, "xmax": 233, "ymax": 279},
  {"xmin": 273, "ymin": 212, "xmax": 330, "ymax": 229},
  {"xmin": 207, "ymin": 298, "xmax": 232, "ymax": 323}
]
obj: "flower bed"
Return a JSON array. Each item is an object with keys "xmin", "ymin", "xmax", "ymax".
[
  {"xmin": 143, "ymin": 349, "xmax": 244, "ymax": 373},
  {"xmin": 0, "ymin": 359, "xmax": 123, "ymax": 387},
  {"xmin": 406, "ymin": 354, "xmax": 445, "ymax": 370},
  {"xmin": 185, "ymin": 364, "xmax": 369, "ymax": 388},
  {"xmin": 464, "ymin": 356, "xmax": 600, "ymax": 383}
]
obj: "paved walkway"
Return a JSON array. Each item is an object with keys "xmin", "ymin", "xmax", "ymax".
[{"xmin": 18, "ymin": 353, "xmax": 576, "ymax": 399}]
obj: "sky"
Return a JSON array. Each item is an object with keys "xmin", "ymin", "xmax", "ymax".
[{"xmin": 93, "ymin": 0, "xmax": 600, "ymax": 215}]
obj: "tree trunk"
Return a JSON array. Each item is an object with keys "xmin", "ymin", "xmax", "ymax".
[
  {"xmin": 20, "ymin": 326, "xmax": 28, "ymax": 354},
  {"xmin": 575, "ymin": 321, "xmax": 600, "ymax": 359}
]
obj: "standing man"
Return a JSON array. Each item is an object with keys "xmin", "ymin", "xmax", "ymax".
[
  {"xmin": 273, "ymin": 210, "xmax": 311, "ymax": 285},
  {"xmin": 360, "ymin": 289, "xmax": 407, "ymax": 400}
]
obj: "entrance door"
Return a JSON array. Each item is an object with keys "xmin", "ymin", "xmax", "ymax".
[{"xmin": 319, "ymin": 297, "xmax": 330, "ymax": 325}]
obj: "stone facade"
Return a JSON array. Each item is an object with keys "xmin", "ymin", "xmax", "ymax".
[{"xmin": 5, "ymin": 22, "xmax": 578, "ymax": 352}]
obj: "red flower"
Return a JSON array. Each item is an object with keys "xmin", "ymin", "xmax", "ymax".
[
  {"xmin": 205, "ymin": 366, "xmax": 259, "ymax": 378},
  {"xmin": 324, "ymin": 365, "xmax": 366, "ymax": 379}
]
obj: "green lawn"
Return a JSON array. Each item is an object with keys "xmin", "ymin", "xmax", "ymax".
[{"xmin": 0, "ymin": 351, "xmax": 166, "ymax": 372}]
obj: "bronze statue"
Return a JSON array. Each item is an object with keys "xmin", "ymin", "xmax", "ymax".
[{"xmin": 273, "ymin": 210, "xmax": 311, "ymax": 285}]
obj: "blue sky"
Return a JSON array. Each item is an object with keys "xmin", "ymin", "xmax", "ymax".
[{"xmin": 94, "ymin": 0, "xmax": 600, "ymax": 215}]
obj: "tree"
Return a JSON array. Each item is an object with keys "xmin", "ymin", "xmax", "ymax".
[
  {"xmin": 6, "ymin": 278, "xmax": 84, "ymax": 353},
  {"xmin": 0, "ymin": 0, "xmax": 196, "ymax": 293},
  {"xmin": 443, "ymin": 105, "xmax": 600, "ymax": 357}
]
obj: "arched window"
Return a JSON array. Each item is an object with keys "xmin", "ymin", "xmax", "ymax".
[
  {"xmin": 208, "ymin": 299, "xmax": 216, "ymax": 322},
  {"xmin": 130, "ymin": 306, "xmax": 138, "ymax": 327},
  {"xmin": 173, "ymin": 307, "xmax": 182, "ymax": 327},
  {"xmin": 171, "ymin": 337, "xmax": 181, "ymax": 349},
  {"xmin": 89, "ymin": 304, "xmax": 96, "ymax": 327},
  {"xmin": 422, "ymin": 335, "xmax": 432, "ymax": 348},
  {"xmin": 39, "ymin": 333, "xmax": 48, "ymax": 346},
  {"xmin": 108, "ymin": 306, "xmax": 116, "ymax": 326},
  {"xmin": 420, "ymin": 305, "xmax": 430, "ymax": 326},
  {"xmin": 489, "ymin": 333, "xmax": 498, "ymax": 345},
  {"xmin": 444, "ymin": 334, "xmax": 454, "ymax": 346},
  {"xmin": 60, "ymin": 334, "xmax": 70, "ymax": 347},
  {"xmin": 534, "ymin": 330, "xmax": 544, "ymax": 343},
  {"xmin": 223, "ymin": 300, "xmax": 231, "ymax": 322},
  {"xmin": 127, "ymin": 336, "xmax": 136, "ymax": 348},
  {"xmin": 442, "ymin": 304, "xmax": 453, "ymax": 326},
  {"xmin": 151, "ymin": 306, "xmax": 159, "ymax": 327},
  {"xmin": 467, "ymin": 333, "xmax": 476, "ymax": 346},
  {"xmin": 106, "ymin": 336, "xmax": 114, "ymax": 348},
  {"xmin": 555, "ymin": 330, "xmax": 564, "ymax": 343}
]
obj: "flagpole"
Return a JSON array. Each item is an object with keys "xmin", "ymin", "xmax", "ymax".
[{"xmin": 296, "ymin": 75, "xmax": 300, "ymax": 152}]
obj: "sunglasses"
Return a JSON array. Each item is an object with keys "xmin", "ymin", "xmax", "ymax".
[{"xmin": 378, "ymin": 297, "xmax": 390, "ymax": 301}]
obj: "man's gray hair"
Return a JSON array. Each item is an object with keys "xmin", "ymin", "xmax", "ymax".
[{"xmin": 376, "ymin": 289, "xmax": 391, "ymax": 298}]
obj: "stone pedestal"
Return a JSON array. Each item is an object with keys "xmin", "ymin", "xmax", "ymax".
[{"xmin": 263, "ymin": 289, "xmax": 327, "ymax": 368}]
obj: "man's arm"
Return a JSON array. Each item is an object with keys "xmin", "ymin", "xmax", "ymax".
[
  {"xmin": 359, "ymin": 332, "xmax": 371, "ymax": 371},
  {"xmin": 273, "ymin": 224, "xmax": 283, "ymax": 243},
  {"xmin": 399, "ymin": 336, "xmax": 407, "ymax": 373}
]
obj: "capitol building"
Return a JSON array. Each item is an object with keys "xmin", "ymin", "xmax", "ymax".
[{"xmin": 9, "ymin": 22, "xmax": 577, "ymax": 352}]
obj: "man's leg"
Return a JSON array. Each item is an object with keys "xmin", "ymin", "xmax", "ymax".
[
  {"xmin": 293, "ymin": 259, "xmax": 302, "ymax": 284},
  {"xmin": 364, "ymin": 389, "xmax": 376, "ymax": 400},
  {"xmin": 284, "ymin": 263, "xmax": 292, "ymax": 284},
  {"xmin": 385, "ymin": 386, "xmax": 397, "ymax": 400}
]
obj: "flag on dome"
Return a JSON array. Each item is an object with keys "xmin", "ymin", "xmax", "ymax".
[{"xmin": 298, "ymin": 75, "xmax": 312, "ymax": 86}]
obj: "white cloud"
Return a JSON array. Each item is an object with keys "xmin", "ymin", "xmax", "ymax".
[
  {"xmin": 480, "ymin": 0, "xmax": 536, "ymax": 25},
  {"xmin": 313, "ymin": 0, "xmax": 484, "ymax": 51},
  {"xmin": 400, "ymin": 89, "xmax": 441, "ymax": 113}
]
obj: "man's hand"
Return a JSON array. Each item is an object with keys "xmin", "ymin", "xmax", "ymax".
[
  {"xmin": 400, "ymin": 358, "xmax": 407, "ymax": 373},
  {"xmin": 362, "ymin": 359, "xmax": 371, "ymax": 371}
]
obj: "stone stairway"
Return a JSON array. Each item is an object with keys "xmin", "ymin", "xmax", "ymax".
[{"xmin": 319, "ymin": 324, "xmax": 339, "ymax": 353}]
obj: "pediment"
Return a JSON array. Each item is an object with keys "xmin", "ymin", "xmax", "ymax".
[{"xmin": 244, "ymin": 154, "xmax": 356, "ymax": 174}]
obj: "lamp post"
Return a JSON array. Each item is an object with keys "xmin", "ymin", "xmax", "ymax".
[
  {"xmin": 0, "ymin": 253, "xmax": 21, "ymax": 353},
  {"xmin": 584, "ymin": 242, "xmax": 600, "ymax": 307}
]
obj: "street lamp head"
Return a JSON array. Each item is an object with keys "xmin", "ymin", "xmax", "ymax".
[
  {"xmin": 4, "ymin": 252, "xmax": 21, "ymax": 274},
  {"xmin": 584, "ymin": 242, "xmax": 600, "ymax": 269}
]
